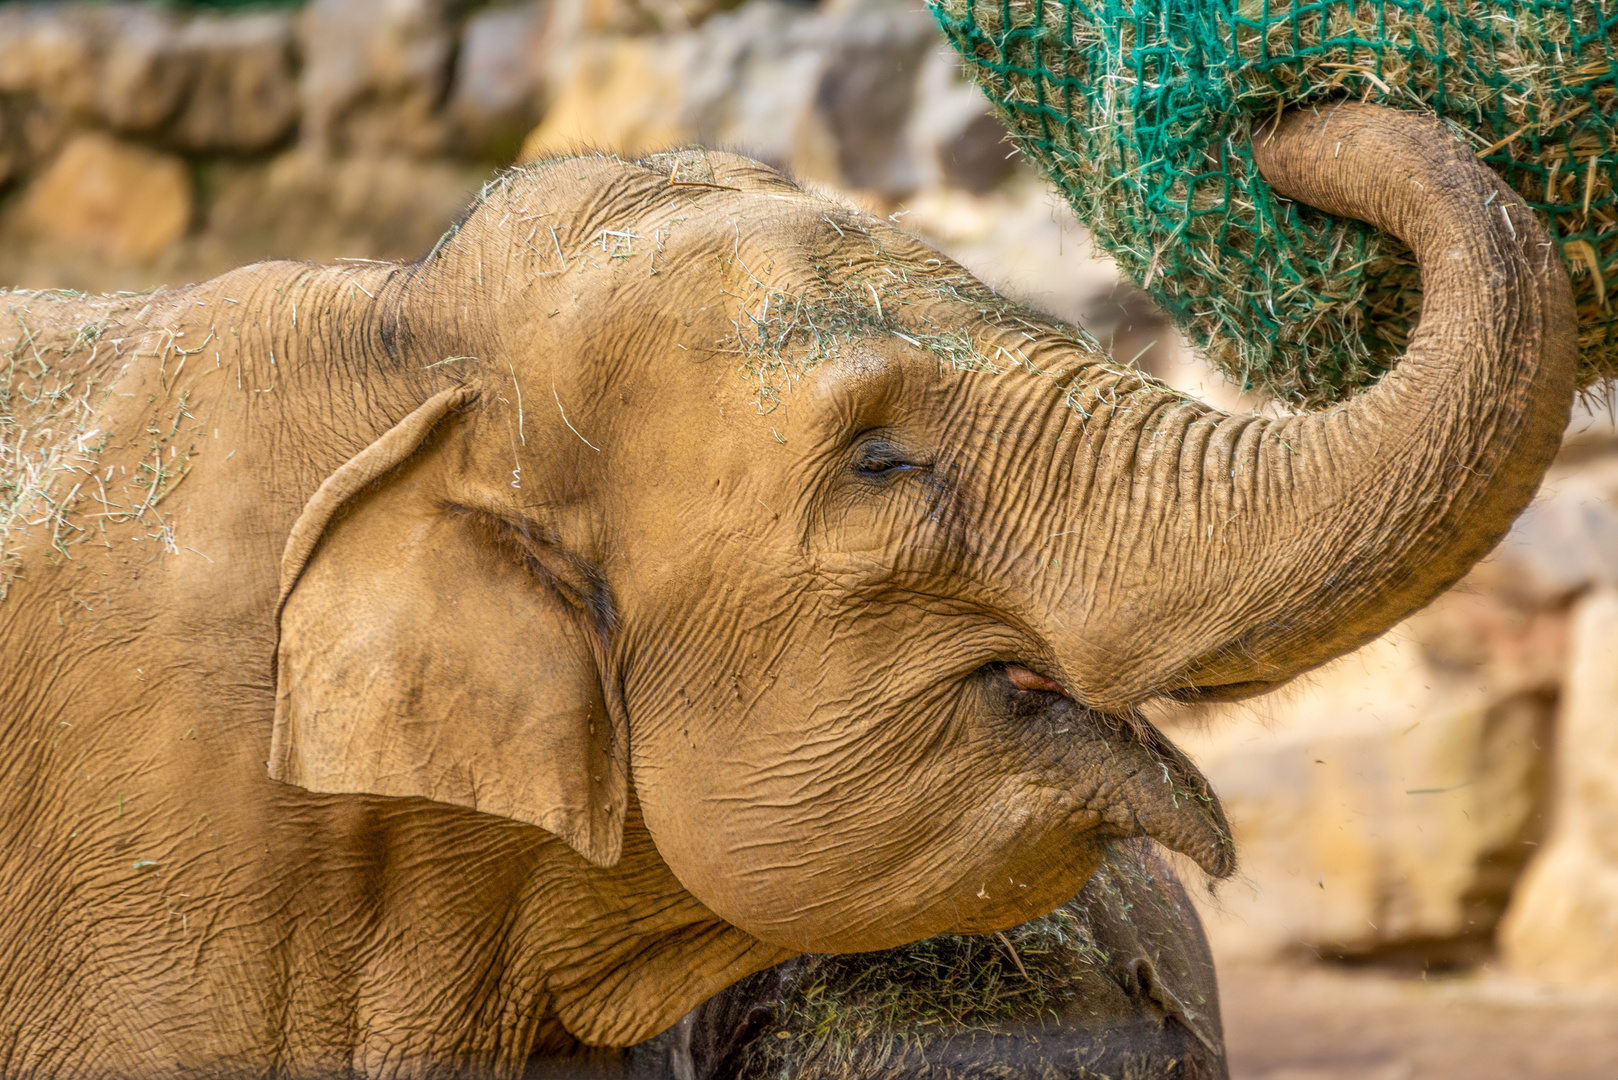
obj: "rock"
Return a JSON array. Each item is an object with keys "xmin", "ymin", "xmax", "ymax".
[
  {"xmin": 679, "ymin": 1, "xmax": 829, "ymax": 168},
  {"xmin": 446, "ymin": 3, "xmax": 552, "ymax": 161},
  {"xmin": 168, "ymin": 13, "xmax": 299, "ymax": 152},
  {"xmin": 16, "ymin": 132, "xmax": 191, "ymax": 263},
  {"xmin": 899, "ymin": 178, "xmax": 1132, "ymax": 318},
  {"xmin": 519, "ymin": 0, "xmax": 942, "ymax": 193},
  {"xmin": 1499, "ymin": 588, "xmax": 1618, "ymax": 986},
  {"xmin": 792, "ymin": 2, "xmax": 936, "ymax": 198},
  {"xmin": 0, "ymin": 5, "xmax": 101, "ymax": 175},
  {"xmin": 519, "ymin": 36, "xmax": 693, "ymax": 161},
  {"xmin": 0, "ymin": 4, "xmax": 295, "ymax": 155},
  {"xmin": 663, "ymin": 0, "xmax": 751, "ymax": 30},
  {"xmin": 906, "ymin": 47, "xmax": 1014, "ymax": 194},
  {"xmin": 1160, "ymin": 610, "xmax": 1556, "ymax": 965},
  {"xmin": 934, "ymin": 110, "xmax": 1015, "ymax": 193},
  {"xmin": 97, "ymin": 6, "xmax": 189, "ymax": 135},
  {"xmin": 298, "ymin": 0, "xmax": 456, "ymax": 156},
  {"xmin": 626, "ymin": 841, "xmax": 1225, "ymax": 1080},
  {"xmin": 1145, "ymin": 452, "xmax": 1618, "ymax": 968},
  {"xmin": 1403, "ymin": 586, "xmax": 1568, "ymax": 696},
  {"xmin": 200, "ymin": 149, "xmax": 484, "ymax": 264},
  {"xmin": 0, "ymin": 98, "xmax": 30, "ymax": 187},
  {"xmin": 98, "ymin": 8, "xmax": 296, "ymax": 151},
  {"xmin": 0, "ymin": 4, "xmax": 100, "ymax": 114},
  {"xmin": 578, "ymin": 0, "xmax": 667, "ymax": 35},
  {"xmin": 1467, "ymin": 455, "xmax": 1618, "ymax": 607},
  {"xmin": 518, "ymin": 1, "xmax": 830, "ymax": 166},
  {"xmin": 570, "ymin": 0, "xmax": 747, "ymax": 37}
]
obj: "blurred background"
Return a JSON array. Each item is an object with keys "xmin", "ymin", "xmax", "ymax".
[{"xmin": 1, "ymin": 0, "xmax": 1614, "ymax": 1074}]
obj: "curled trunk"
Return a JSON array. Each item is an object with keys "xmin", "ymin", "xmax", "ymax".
[{"xmin": 1067, "ymin": 103, "xmax": 1577, "ymax": 707}]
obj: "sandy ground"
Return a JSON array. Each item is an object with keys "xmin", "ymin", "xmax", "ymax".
[{"xmin": 1219, "ymin": 961, "xmax": 1618, "ymax": 1080}]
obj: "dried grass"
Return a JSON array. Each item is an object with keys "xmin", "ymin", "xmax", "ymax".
[
  {"xmin": 735, "ymin": 842, "xmax": 1208, "ymax": 1080},
  {"xmin": 0, "ymin": 292, "xmax": 161, "ymax": 600}
]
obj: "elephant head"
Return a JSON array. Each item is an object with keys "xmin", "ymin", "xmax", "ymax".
[{"xmin": 269, "ymin": 103, "xmax": 1575, "ymax": 956}]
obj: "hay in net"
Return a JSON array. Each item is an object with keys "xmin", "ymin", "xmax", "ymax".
[{"xmin": 931, "ymin": 0, "xmax": 1617, "ymax": 407}]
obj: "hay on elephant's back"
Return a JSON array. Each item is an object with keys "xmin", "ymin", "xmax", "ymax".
[
  {"xmin": 0, "ymin": 296, "xmax": 115, "ymax": 598},
  {"xmin": 932, "ymin": 0, "xmax": 1617, "ymax": 408}
]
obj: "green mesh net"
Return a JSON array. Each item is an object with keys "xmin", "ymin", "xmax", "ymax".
[{"xmin": 930, "ymin": 0, "xmax": 1617, "ymax": 406}]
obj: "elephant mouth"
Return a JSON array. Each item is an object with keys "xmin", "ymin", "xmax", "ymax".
[
  {"xmin": 1004, "ymin": 662, "xmax": 1276, "ymax": 708},
  {"xmin": 986, "ymin": 663, "xmax": 1236, "ymax": 878},
  {"xmin": 1004, "ymin": 663, "xmax": 1068, "ymax": 695}
]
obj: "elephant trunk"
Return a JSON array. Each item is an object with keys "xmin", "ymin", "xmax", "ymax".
[{"xmin": 1061, "ymin": 103, "xmax": 1577, "ymax": 708}]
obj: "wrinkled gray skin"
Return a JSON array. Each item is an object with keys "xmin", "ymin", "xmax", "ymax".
[{"xmin": 599, "ymin": 841, "xmax": 1222, "ymax": 1080}]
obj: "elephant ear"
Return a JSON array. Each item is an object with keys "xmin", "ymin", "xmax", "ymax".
[{"xmin": 269, "ymin": 386, "xmax": 628, "ymax": 867}]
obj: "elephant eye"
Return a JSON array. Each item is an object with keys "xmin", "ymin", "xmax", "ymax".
[
  {"xmin": 856, "ymin": 458, "xmax": 912, "ymax": 476},
  {"xmin": 853, "ymin": 444, "xmax": 926, "ymax": 478}
]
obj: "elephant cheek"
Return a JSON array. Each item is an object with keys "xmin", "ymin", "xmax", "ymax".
[
  {"xmin": 903, "ymin": 788, "xmax": 1112, "ymax": 940},
  {"xmin": 733, "ymin": 785, "xmax": 1112, "ymax": 954}
]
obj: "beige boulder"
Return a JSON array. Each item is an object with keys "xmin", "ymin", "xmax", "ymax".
[
  {"xmin": 170, "ymin": 14, "xmax": 299, "ymax": 152},
  {"xmin": 1500, "ymin": 588, "xmax": 1618, "ymax": 985},
  {"xmin": 564, "ymin": 0, "xmax": 748, "ymax": 36},
  {"xmin": 298, "ymin": 0, "xmax": 455, "ymax": 156},
  {"xmin": 1151, "ymin": 448, "xmax": 1618, "ymax": 967},
  {"xmin": 99, "ymin": 9, "xmax": 297, "ymax": 152},
  {"xmin": 17, "ymin": 132, "xmax": 191, "ymax": 263},
  {"xmin": 789, "ymin": 1, "xmax": 936, "ymax": 197},
  {"xmin": 200, "ymin": 149, "xmax": 484, "ymax": 265},
  {"xmin": 676, "ymin": 0, "xmax": 830, "ymax": 167},
  {"xmin": 97, "ymin": 6, "xmax": 189, "ymax": 134},
  {"xmin": 519, "ymin": 0, "xmax": 1006, "ymax": 198},
  {"xmin": 446, "ymin": 4, "xmax": 554, "ymax": 161},
  {"xmin": 519, "ymin": 36, "xmax": 692, "ymax": 161},
  {"xmin": 1469, "ymin": 456, "xmax": 1618, "ymax": 606},
  {"xmin": 0, "ymin": 5, "xmax": 100, "ymax": 113},
  {"xmin": 0, "ymin": 5, "xmax": 106, "ymax": 178},
  {"xmin": 905, "ymin": 47, "xmax": 1015, "ymax": 195},
  {"xmin": 522, "ymin": 0, "xmax": 959, "ymax": 183}
]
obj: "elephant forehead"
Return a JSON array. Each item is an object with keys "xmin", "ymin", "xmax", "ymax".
[
  {"xmin": 493, "ymin": 149, "xmax": 975, "ymax": 293},
  {"xmin": 485, "ymin": 150, "xmax": 1098, "ymax": 376}
]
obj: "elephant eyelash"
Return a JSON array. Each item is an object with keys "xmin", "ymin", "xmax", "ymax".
[
  {"xmin": 851, "ymin": 438, "xmax": 930, "ymax": 479},
  {"xmin": 853, "ymin": 458, "xmax": 924, "ymax": 477}
]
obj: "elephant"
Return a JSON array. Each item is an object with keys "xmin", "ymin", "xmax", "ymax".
[{"xmin": 0, "ymin": 102, "xmax": 1574, "ymax": 1078}]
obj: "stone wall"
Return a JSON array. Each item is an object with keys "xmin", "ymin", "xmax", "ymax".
[
  {"xmin": 0, "ymin": 0, "xmax": 479, "ymax": 286},
  {"xmin": 0, "ymin": 0, "xmax": 1177, "ymax": 364},
  {"xmin": 0, "ymin": 0, "xmax": 1156, "ymax": 334},
  {"xmin": 1500, "ymin": 588, "xmax": 1618, "ymax": 985},
  {"xmin": 1154, "ymin": 418, "xmax": 1618, "ymax": 980}
]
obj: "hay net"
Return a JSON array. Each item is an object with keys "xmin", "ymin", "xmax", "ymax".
[{"xmin": 931, "ymin": 0, "xmax": 1617, "ymax": 407}]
